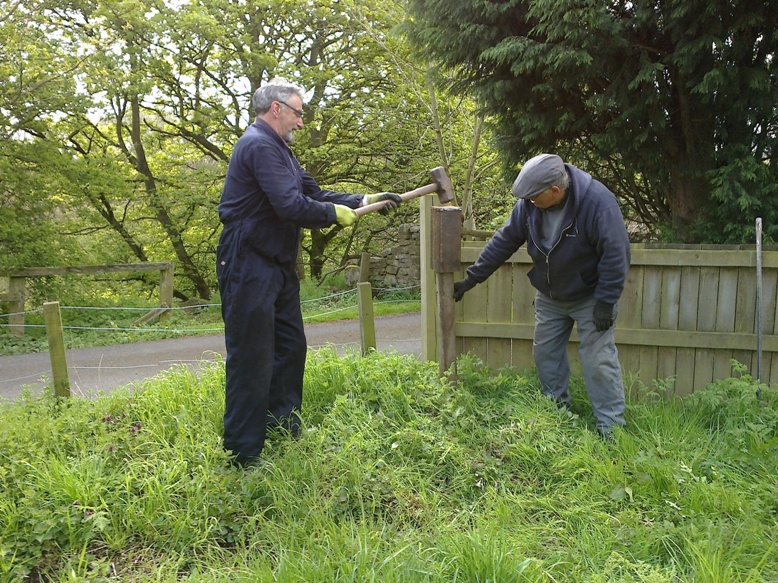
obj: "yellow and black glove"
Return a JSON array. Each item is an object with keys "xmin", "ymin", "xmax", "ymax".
[{"xmin": 334, "ymin": 204, "xmax": 358, "ymax": 226}]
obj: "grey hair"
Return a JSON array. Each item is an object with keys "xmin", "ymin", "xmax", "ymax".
[
  {"xmin": 557, "ymin": 169, "xmax": 570, "ymax": 191},
  {"xmin": 252, "ymin": 77, "xmax": 305, "ymax": 115}
]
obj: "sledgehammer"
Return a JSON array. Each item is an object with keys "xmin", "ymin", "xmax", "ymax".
[{"xmin": 355, "ymin": 166, "xmax": 455, "ymax": 217}]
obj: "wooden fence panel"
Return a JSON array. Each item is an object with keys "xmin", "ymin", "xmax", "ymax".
[
  {"xmin": 486, "ymin": 264, "xmax": 512, "ymax": 369},
  {"xmin": 442, "ymin": 243, "xmax": 778, "ymax": 395}
]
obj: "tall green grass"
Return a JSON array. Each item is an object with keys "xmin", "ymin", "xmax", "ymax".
[{"xmin": 1, "ymin": 353, "xmax": 775, "ymax": 582}]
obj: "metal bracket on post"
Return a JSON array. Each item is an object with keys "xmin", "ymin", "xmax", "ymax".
[{"xmin": 431, "ymin": 206, "xmax": 462, "ymax": 381}]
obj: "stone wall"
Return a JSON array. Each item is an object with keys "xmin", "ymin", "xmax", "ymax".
[{"xmin": 345, "ymin": 224, "xmax": 421, "ymax": 290}]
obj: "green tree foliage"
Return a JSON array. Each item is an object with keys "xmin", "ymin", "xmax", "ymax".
[
  {"xmin": 2, "ymin": 0, "xmax": 495, "ymax": 300},
  {"xmin": 0, "ymin": 0, "xmax": 88, "ymax": 271},
  {"xmin": 404, "ymin": 0, "xmax": 778, "ymax": 243}
]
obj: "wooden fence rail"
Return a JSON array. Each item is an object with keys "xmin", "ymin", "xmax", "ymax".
[
  {"xmin": 420, "ymin": 198, "xmax": 778, "ymax": 396},
  {"xmin": 1, "ymin": 262, "xmax": 174, "ymax": 337}
]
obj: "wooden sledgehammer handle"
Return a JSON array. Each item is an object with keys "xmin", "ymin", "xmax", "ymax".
[{"xmin": 354, "ymin": 183, "xmax": 438, "ymax": 217}]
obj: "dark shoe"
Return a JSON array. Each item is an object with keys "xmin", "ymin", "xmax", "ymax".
[{"xmin": 596, "ymin": 427, "xmax": 615, "ymax": 443}]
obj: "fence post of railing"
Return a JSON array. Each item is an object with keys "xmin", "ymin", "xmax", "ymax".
[
  {"xmin": 431, "ymin": 205, "xmax": 462, "ymax": 381},
  {"xmin": 359, "ymin": 252, "xmax": 371, "ymax": 283},
  {"xmin": 43, "ymin": 301, "xmax": 70, "ymax": 397},
  {"xmin": 357, "ymin": 281, "xmax": 376, "ymax": 355},
  {"xmin": 8, "ymin": 276, "xmax": 26, "ymax": 337},
  {"xmin": 159, "ymin": 263, "xmax": 174, "ymax": 322},
  {"xmin": 420, "ymin": 196, "xmax": 437, "ymax": 361}
]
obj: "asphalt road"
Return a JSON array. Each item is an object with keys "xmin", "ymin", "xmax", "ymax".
[{"xmin": 0, "ymin": 313, "xmax": 421, "ymax": 401}]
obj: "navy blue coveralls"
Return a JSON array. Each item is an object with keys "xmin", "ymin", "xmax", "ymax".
[{"xmin": 217, "ymin": 119, "xmax": 361, "ymax": 463}]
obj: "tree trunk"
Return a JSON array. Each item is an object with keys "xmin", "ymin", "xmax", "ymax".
[
  {"xmin": 309, "ymin": 227, "xmax": 341, "ymax": 280},
  {"xmin": 666, "ymin": 167, "xmax": 710, "ymax": 241}
]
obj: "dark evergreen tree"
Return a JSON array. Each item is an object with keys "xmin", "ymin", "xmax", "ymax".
[{"xmin": 405, "ymin": 0, "xmax": 778, "ymax": 242}]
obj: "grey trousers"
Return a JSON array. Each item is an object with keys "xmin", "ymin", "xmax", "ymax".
[{"xmin": 533, "ymin": 292, "xmax": 626, "ymax": 430}]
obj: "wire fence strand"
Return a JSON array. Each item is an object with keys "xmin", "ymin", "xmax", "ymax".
[{"xmin": 0, "ymin": 285, "xmax": 421, "ymax": 379}]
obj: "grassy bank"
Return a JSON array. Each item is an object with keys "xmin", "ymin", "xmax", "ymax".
[{"xmin": 1, "ymin": 352, "xmax": 776, "ymax": 581}]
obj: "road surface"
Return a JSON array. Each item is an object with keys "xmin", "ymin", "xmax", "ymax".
[{"xmin": 0, "ymin": 313, "xmax": 421, "ymax": 401}]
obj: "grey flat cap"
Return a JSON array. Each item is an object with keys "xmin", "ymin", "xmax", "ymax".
[{"xmin": 511, "ymin": 154, "xmax": 566, "ymax": 199}]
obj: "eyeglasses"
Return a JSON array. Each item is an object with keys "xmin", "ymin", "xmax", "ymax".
[{"xmin": 277, "ymin": 100, "xmax": 304, "ymax": 118}]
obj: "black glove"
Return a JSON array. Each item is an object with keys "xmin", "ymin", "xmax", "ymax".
[
  {"xmin": 367, "ymin": 192, "xmax": 403, "ymax": 215},
  {"xmin": 453, "ymin": 278, "xmax": 476, "ymax": 302},
  {"xmin": 593, "ymin": 301, "xmax": 615, "ymax": 332}
]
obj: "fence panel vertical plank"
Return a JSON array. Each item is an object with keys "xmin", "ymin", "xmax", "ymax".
[
  {"xmin": 656, "ymin": 347, "xmax": 678, "ymax": 392},
  {"xmin": 454, "ymin": 266, "xmax": 466, "ymax": 355},
  {"xmin": 678, "ymin": 267, "xmax": 700, "ymax": 331},
  {"xmin": 676, "ymin": 265, "xmax": 702, "ymax": 394},
  {"xmin": 764, "ymin": 270, "xmax": 778, "ymax": 335},
  {"xmin": 716, "ymin": 268, "xmax": 739, "ymax": 333},
  {"xmin": 713, "ymin": 350, "xmax": 732, "ymax": 379},
  {"xmin": 675, "ymin": 348, "xmax": 696, "ymax": 395},
  {"xmin": 643, "ymin": 267, "xmax": 678, "ymax": 388},
  {"xmin": 697, "ymin": 268, "xmax": 720, "ymax": 331},
  {"xmin": 734, "ymin": 267, "xmax": 757, "ymax": 333},
  {"xmin": 687, "ymin": 266, "xmax": 721, "ymax": 393},
  {"xmin": 731, "ymin": 348, "xmax": 753, "ymax": 371},
  {"xmin": 510, "ymin": 262, "xmax": 534, "ymax": 370},
  {"xmin": 637, "ymin": 345, "xmax": 659, "ymax": 393},
  {"xmin": 620, "ymin": 265, "xmax": 644, "ymax": 328},
  {"xmin": 618, "ymin": 266, "xmax": 644, "ymax": 380},
  {"xmin": 763, "ymin": 269, "xmax": 778, "ymax": 383},
  {"xmin": 486, "ymin": 265, "xmax": 512, "ymax": 369},
  {"xmin": 641, "ymin": 267, "xmax": 662, "ymax": 329},
  {"xmin": 462, "ymin": 271, "xmax": 488, "ymax": 362},
  {"xmin": 660, "ymin": 268, "xmax": 681, "ymax": 330},
  {"xmin": 692, "ymin": 349, "xmax": 715, "ymax": 393},
  {"xmin": 711, "ymin": 265, "xmax": 736, "ymax": 382},
  {"xmin": 732, "ymin": 267, "xmax": 756, "ymax": 378},
  {"xmin": 732, "ymin": 267, "xmax": 764, "ymax": 376}
]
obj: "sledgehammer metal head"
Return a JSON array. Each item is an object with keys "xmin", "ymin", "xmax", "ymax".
[
  {"xmin": 355, "ymin": 166, "xmax": 455, "ymax": 217},
  {"xmin": 429, "ymin": 166, "xmax": 455, "ymax": 204}
]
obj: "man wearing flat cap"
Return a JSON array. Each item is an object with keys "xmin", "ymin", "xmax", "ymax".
[{"xmin": 453, "ymin": 154, "xmax": 631, "ymax": 439}]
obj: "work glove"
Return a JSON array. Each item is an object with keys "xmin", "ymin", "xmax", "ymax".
[
  {"xmin": 453, "ymin": 278, "xmax": 476, "ymax": 302},
  {"xmin": 366, "ymin": 192, "xmax": 402, "ymax": 215},
  {"xmin": 592, "ymin": 301, "xmax": 615, "ymax": 332},
  {"xmin": 334, "ymin": 204, "xmax": 358, "ymax": 227}
]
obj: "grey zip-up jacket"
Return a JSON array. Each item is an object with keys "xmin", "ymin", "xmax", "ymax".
[{"xmin": 464, "ymin": 164, "xmax": 630, "ymax": 305}]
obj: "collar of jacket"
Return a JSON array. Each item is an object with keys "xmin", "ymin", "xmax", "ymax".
[{"xmin": 252, "ymin": 118, "xmax": 295, "ymax": 154}]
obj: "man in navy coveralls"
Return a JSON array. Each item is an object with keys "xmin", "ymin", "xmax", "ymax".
[{"xmin": 217, "ymin": 77, "xmax": 401, "ymax": 466}]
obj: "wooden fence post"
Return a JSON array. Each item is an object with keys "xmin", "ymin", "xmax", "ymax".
[
  {"xmin": 420, "ymin": 197, "xmax": 437, "ymax": 361},
  {"xmin": 159, "ymin": 263, "xmax": 174, "ymax": 322},
  {"xmin": 43, "ymin": 301, "xmax": 71, "ymax": 397},
  {"xmin": 357, "ymin": 281, "xmax": 376, "ymax": 355},
  {"xmin": 359, "ymin": 252, "xmax": 371, "ymax": 283},
  {"xmin": 8, "ymin": 276, "xmax": 26, "ymax": 337},
  {"xmin": 431, "ymin": 206, "xmax": 462, "ymax": 380}
]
